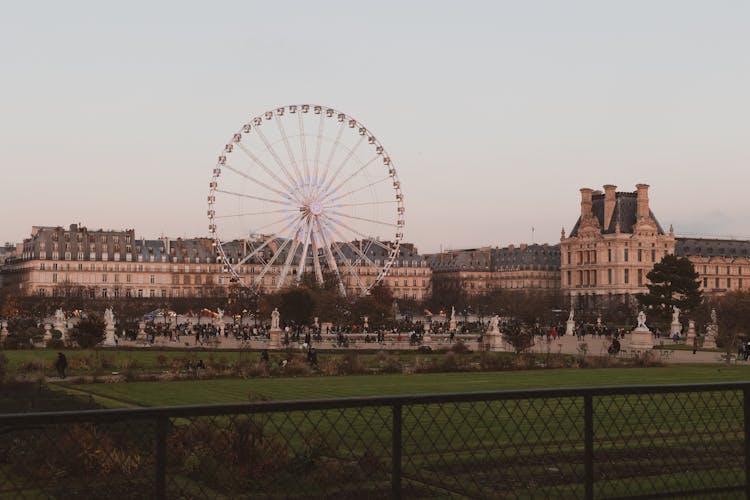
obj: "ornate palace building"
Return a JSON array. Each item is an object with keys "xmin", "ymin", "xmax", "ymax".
[
  {"xmin": 560, "ymin": 184, "xmax": 676, "ymax": 304},
  {"xmin": 0, "ymin": 224, "xmax": 431, "ymax": 301},
  {"xmin": 561, "ymin": 184, "xmax": 750, "ymax": 304},
  {"xmin": 426, "ymin": 243, "xmax": 560, "ymax": 295}
]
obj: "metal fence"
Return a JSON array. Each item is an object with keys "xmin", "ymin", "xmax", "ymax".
[{"xmin": 1, "ymin": 382, "xmax": 749, "ymax": 499}]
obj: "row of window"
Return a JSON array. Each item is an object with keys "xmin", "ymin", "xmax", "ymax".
[{"xmin": 567, "ymin": 248, "xmax": 668, "ymax": 265}]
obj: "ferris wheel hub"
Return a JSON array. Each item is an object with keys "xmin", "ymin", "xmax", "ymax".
[{"xmin": 308, "ymin": 200, "xmax": 323, "ymax": 216}]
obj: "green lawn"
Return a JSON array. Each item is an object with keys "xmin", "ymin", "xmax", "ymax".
[{"xmin": 60, "ymin": 364, "xmax": 750, "ymax": 408}]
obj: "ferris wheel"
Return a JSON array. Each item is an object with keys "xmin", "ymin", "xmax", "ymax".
[{"xmin": 207, "ymin": 104, "xmax": 405, "ymax": 297}]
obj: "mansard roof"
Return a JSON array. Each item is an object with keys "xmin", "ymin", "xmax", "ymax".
[
  {"xmin": 675, "ymin": 238, "xmax": 750, "ymax": 259},
  {"xmin": 427, "ymin": 244, "xmax": 560, "ymax": 272},
  {"xmin": 569, "ymin": 192, "xmax": 666, "ymax": 237}
]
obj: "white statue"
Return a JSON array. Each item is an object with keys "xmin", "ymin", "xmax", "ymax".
[
  {"xmin": 488, "ymin": 315, "xmax": 499, "ymax": 333},
  {"xmin": 271, "ymin": 308, "xmax": 280, "ymax": 330},
  {"xmin": 217, "ymin": 308, "xmax": 224, "ymax": 322},
  {"xmin": 711, "ymin": 308, "xmax": 717, "ymax": 325},
  {"xmin": 55, "ymin": 308, "xmax": 65, "ymax": 324},
  {"xmin": 637, "ymin": 310, "xmax": 647, "ymax": 329},
  {"xmin": 104, "ymin": 307, "xmax": 115, "ymax": 327},
  {"xmin": 568, "ymin": 308, "xmax": 574, "ymax": 322},
  {"xmin": 672, "ymin": 305, "xmax": 680, "ymax": 324},
  {"xmin": 450, "ymin": 306, "xmax": 456, "ymax": 322}
]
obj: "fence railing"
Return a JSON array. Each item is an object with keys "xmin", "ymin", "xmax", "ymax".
[{"xmin": 2, "ymin": 382, "xmax": 750, "ymax": 499}]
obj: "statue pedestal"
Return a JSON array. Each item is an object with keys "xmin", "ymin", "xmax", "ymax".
[
  {"xmin": 629, "ymin": 327, "xmax": 654, "ymax": 350},
  {"xmin": 686, "ymin": 320, "xmax": 696, "ymax": 343},
  {"xmin": 44, "ymin": 324, "xmax": 52, "ymax": 342},
  {"xmin": 485, "ymin": 331, "xmax": 505, "ymax": 352},
  {"xmin": 269, "ymin": 328, "xmax": 282, "ymax": 349},
  {"xmin": 103, "ymin": 326, "xmax": 117, "ymax": 347},
  {"xmin": 449, "ymin": 319, "xmax": 457, "ymax": 333},
  {"xmin": 565, "ymin": 320, "xmax": 575, "ymax": 336},
  {"xmin": 670, "ymin": 322, "xmax": 682, "ymax": 337}
]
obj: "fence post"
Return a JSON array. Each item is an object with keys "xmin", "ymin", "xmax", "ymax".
[
  {"xmin": 156, "ymin": 415, "xmax": 168, "ymax": 500},
  {"xmin": 392, "ymin": 402, "xmax": 402, "ymax": 500},
  {"xmin": 584, "ymin": 393, "xmax": 594, "ymax": 500},
  {"xmin": 744, "ymin": 388, "xmax": 750, "ymax": 497}
]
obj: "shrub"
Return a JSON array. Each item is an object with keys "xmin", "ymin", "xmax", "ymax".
[
  {"xmin": 46, "ymin": 338, "xmax": 66, "ymax": 349},
  {"xmin": 335, "ymin": 353, "xmax": 367, "ymax": 375},
  {"xmin": 513, "ymin": 353, "xmax": 536, "ymax": 370},
  {"xmin": 69, "ymin": 315, "xmax": 106, "ymax": 348},
  {"xmin": 376, "ymin": 354, "xmax": 403, "ymax": 374},
  {"xmin": 156, "ymin": 354, "xmax": 169, "ymax": 368},
  {"xmin": 0, "ymin": 353, "xmax": 7, "ymax": 383},
  {"xmin": 283, "ymin": 358, "xmax": 313, "ymax": 376},
  {"xmin": 478, "ymin": 352, "xmax": 516, "ymax": 371},
  {"xmin": 630, "ymin": 350, "xmax": 664, "ymax": 368},
  {"xmin": 19, "ymin": 359, "xmax": 49, "ymax": 373},
  {"xmin": 3, "ymin": 330, "xmax": 35, "ymax": 350},
  {"xmin": 450, "ymin": 341, "xmax": 470, "ymax": 354}
]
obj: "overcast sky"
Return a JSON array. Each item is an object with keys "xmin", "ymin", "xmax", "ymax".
[{"xmin": 2, "ymin": 1, "xmax": 748, "ymax": 253}]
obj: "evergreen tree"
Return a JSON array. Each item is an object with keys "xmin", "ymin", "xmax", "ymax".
[{"xmin": 636, "ymin": 254, "xmax": 703, "ymax": 324}]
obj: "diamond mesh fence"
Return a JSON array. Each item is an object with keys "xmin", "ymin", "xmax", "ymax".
[{"xmin": 0, "ymin": 384, "xmax": 748, "ymax": 499}]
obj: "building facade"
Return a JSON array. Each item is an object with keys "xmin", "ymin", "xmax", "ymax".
[
  {"xmin": 427, "ymin": 243, "xmax": 561, "ymax": 295},
  {"xmin": 0, "ymin": 224, "xmax": 431, "ymax": 301},
  {"xmin": 560, "ymin": 184, "xmax": 676, "ymax": 303}
]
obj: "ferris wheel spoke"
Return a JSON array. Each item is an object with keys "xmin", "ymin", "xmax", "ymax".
[
  {"xmin": 235, "ymin": 213, "xmax": 306, "ymax": 267},
  {"xmin": 236, "ymin": 142, "xmax": 295, "ymax": 196},
  {"xmin": 319, "ymin": 218, "xmax": 375, "ymax": 293},
  {"xmin": 325, "ymin": 154, "xmax": 380, "ymax": 199},
  {"xmin": 320, "ymin": 217, "xmax": 381, "ymax": 270},
  {"xmin": 324, "ymin": 217, "xmax": 397, "ymax": 254},
  {"xmin": 215, "ymin": 189, "xmax": 294, "ymax": 207},
  {"xmin": 313, "ymin": 113, "xmax": 325, "ymax": 186},
  {"xmin": 310, "ymin": 225, "xmax": 325, "ymax": 285},
  {"xmin": 250, "ymin": 212, "xmax": 304, "ymax": 236},
  {"xmin": 224, "ymin": 163, "xmax": 293, "ymax": 200},
  {"xmin": 297, "ymin": 113, "xmax": 312, "ymax": 183},
  {"xmin": 321, "ymin": 135, "xmax": 366, "ymax": 193},
  {"xmin": 315, "ymin": 218, "xmax": 346, "ymax": 296},
  {"xmin": 329, "ymin": 238, "xmax": 368, "ymax": 294},
  {"xmin": 277, "ymin": 226, "xmax": 304, "ymax": 290},
  {"xmin": 255, "ymin": 218, "xmax": 306, "ymax": 285},
  {"xmin": 254, "ymin": 126, "xmax": 302, "ymax": 192},
  {"xmin": 319, "ymin": 124, "xmax": 345, "ymax": 187},
  {"xmin": 213, "ymin": 208, "xmax": 297, "ymax": 219},
  {"xmin": 275, "ymin": 116, "xmax": 305, "ymax": 187},
  {"xmin": 323, "ymin": 176, "xmax": 392, "ymax": 204},
  {"xmin": 324, "ymin": 200, "xmax": 397, "ymax": 209},
  {"xmin": 295, "ymin": 220, "xmax": 313, "ymax": 285},
  {"xmin": 330, "ymin": 211, "xmax": 398, "ymax": 228}
]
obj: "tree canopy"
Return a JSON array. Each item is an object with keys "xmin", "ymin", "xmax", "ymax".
[{"xmin": 636, "ymin": 254, "xmax": 703, "ymax": 323}]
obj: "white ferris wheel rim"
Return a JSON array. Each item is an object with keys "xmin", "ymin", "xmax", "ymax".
[{"xmin": 207, "ymin": 104, "xmax": 405, "ymax": 296}]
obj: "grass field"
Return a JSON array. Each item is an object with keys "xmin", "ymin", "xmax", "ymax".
[{"xmin": 57, "ymin": 364, "xmax": 750, "ymax": 408}]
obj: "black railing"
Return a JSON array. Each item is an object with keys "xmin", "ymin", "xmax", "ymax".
[{"xmin": 2, "ymin": 382, "xmax": 750, "ymax": 498}]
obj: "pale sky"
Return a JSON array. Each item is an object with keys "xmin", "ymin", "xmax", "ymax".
[{"xmin": 2, "ymin": 1, "xmax": 748, "ymax": 253}]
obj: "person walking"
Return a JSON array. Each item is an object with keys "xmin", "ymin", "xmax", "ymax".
[
  {"xmin": 692, "ymin": 336, "xmax": 698, "ymax": 355},
  {"xmin": 55, "ymin": 352, "xmax": 68, "ymax": 379}
]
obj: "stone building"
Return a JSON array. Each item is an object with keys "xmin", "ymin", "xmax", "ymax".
[
  {"xmin": 0, "ymin": 224, "xmax": 430, "ymax": 301},
  {"xmin": 560, "ymin": 184, "xmax": 676, "ymax": 305},
  {"xmin": 427, "ymin": 243, "xmax": 560, "ymax": 295},
  {"xmin": 676, "ymin": 238, "xmax": 750, "ymax": 295}
]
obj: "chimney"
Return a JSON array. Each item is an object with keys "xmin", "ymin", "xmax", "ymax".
[
  {"xmin": 636, "ymin": 183, "xmax": 650, "ymax": 219},
  {"xmin": 603, "ymin": 184, "xmax": 617, "ymax": 229},
  {"xmin": 580, "ymin": 188, "xmax": 593, "ymax": 217}
]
